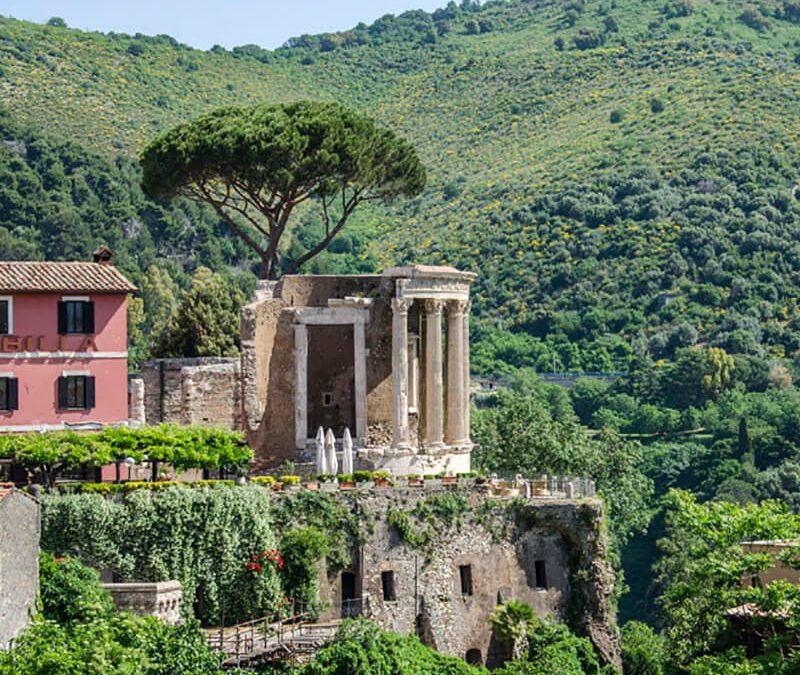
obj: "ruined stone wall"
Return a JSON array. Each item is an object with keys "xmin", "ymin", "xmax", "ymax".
[
  {"xmin": 0, "ymin": 489, "xmax": 40, "ymax": 650},
  {"xmin": 140, "ymin": 358, "xmax": 241, "ymax": 430},
  {"xmin": 245, "ymin": 275, "xmax": 396, "ymax": 466},
  {"xmin": 299, "ymin": 484, "xmax": 620, "ymax": 669},
  {"xmin": 364, "ymin": 293, "xmax": 393, "ymax": 446}
]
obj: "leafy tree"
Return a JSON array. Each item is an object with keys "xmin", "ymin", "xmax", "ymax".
[
  {"xmin": 496, "ymin": 617, "xmax": 613, "ymax": 675},
  {"xmin": 620, "ymin": 621, "xmax": 666, "ymax": 675},
  {"xmin": 655, "ymin": 490, "xmax": 800, "ymax": 667},
  {"xmin": 141, "ymin": 101, "xmax": 425, "ymax": 279},
  {"xmin": 1, "ymin": 553, "xmax": 225, "ymax": 674},
  {"xmin": 140, "ymin": 264, "xmax": 179, "ymax": 353},
  {"xmin": 0, "ymin": 426, "xmax": 250, "ymax": 490},
  {"xmin": 661, "ymin": 347, "xmax": 735, "ymax": 408},
  {"xmin": 153, "ymin": 266, "xmax": 243, "ymax": 358},
  {"xmin": 292, "ymin": 619, "xmax": 478, "ymax": 674},
  {"xmin": 281, "ymin": 526, "xmax": 329, "ymax": 617},
  {"xmin": 39, "ymin": 552, "xmax": 113, "ymax": 624},
  {"xmin": 472, "ymin": 386, "xmax": 653, "ymax": 548},
  {"xmin": 490, "ymin": 600, "xmax": 535, "ymax": 660},
  {"xmin": 0, "ymin": 432, "xmax": 113, "ymax": 491}
]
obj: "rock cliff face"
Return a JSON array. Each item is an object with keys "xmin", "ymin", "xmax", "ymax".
[{"xmin": 297, "ymin": 482, "xmax": 621, "ymax": 669}]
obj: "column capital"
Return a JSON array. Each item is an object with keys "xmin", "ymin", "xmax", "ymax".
[
  {"xmin": 424, "ymin": 298, "xmax": 445, "ymax": 314},
  {"xmin": 392, "ymin": 297, "xmax": 413, "ymax": 314},
  {"xmin": 448, "ymin": 298, "xmax": 469, "ymax": 315}
]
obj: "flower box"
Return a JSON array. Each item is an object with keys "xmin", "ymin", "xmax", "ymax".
[
  {"xmin": 407, "ymin": 478, "xmax": 423, "ymax": 487},
  {"xmin": 339, "ymin": 481, "xmax": 355, "ymax": 490},
  {"xmin": 374, "ymin": 478, "xmax": 391, "ymax": 488},
  {"xmin": 441, "ymin": 476, "xmax": 457, "ymax": 486},
  {"xmin": 304, "ymin": 481, "xmax": 320, "ymax": 491}
]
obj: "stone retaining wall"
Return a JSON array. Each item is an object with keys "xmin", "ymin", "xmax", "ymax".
[{"xmin": 102, "ymin": 580, "xmax": 184, "ymax": 625}]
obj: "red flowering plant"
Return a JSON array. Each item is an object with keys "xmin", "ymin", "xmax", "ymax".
[{"xmin": 245, "ymin": 548, "xmax": 284, "ymax": 575}]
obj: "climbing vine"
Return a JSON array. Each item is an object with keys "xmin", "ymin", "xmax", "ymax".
[
  {"xmin": 387, "ymin": 493, "xmax": 471, "ymax": 555},
  {"xmin": 41, "ymin": 485, "xmax": 281, "ymax": 625},
  {"xmin": 271, "ymin": 491, "xmax": 362, "ymax": 573}
]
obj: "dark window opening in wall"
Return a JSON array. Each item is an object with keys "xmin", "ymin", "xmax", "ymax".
[
  {"xmin": 381, "ymin": 570, "xmax": 396, "ymax": 601},
  {"xmin": 322, "ymin": 392, "xmax": 334, "ymax": 407},
  {"xmin": 0, "ymin": 377, "xmax": 18, "ymax": 411},
  {"xmin": 0, "ymin": 300, "xmax": 8, "ymax": 335},
  {"xmin": 58, "ymin": 300, "xmax": 95, "ymax": 334},
  {"xmin": 459, "ymin": 564, "xmax": 473, "ymax": 596},
  {"xmin": 465, "ymin": 649, "xmax": 482, "ymax": 665},
  {"xmin": 535, "ymin": 560, "xmax": 548, "ymax": 589},
  {"xmin": 58, "ymin": 375, "xmax": 95, "ymax": 410}
]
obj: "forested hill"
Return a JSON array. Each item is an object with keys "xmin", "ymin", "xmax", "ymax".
[{"xmin": 3, "ymin": 0, "xmax": 800, "ymax": 371}]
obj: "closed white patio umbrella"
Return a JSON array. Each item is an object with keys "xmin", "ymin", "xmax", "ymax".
[
  {"xmin": 315, "ymin": 426, "xmax": 326, "ymax": 476},
  {"xmin": 342, "ymin": 427, "xmax": 354, "ymax": 475},
  {"xmin": 325, "ymin": 428, "xmax": 338, "ymax": 476}
]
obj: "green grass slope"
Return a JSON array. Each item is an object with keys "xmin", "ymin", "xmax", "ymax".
[{"xmin": 3, "ymin": 0, "xmax": 800, "ymax": 371}]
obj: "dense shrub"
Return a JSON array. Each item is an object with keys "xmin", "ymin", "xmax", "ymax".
[{"xmin": 41, "ymin": 485, "xmax": 282, "ymax": 624}]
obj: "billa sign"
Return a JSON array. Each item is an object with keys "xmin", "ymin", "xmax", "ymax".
[{"xmin": 0, "ymin": 335, "xmax": 98, "ymax": 352}]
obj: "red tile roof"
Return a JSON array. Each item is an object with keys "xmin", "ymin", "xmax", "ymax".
[{"xmin": 0, "ymin": 262, "xmax": 137, "ymax": 293}]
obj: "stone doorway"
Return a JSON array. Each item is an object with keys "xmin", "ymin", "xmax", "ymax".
[
  {"xmin": 341, "ymin": 571, "xmax": 358, "ymax": 618},
  {"xmin": 306, "ymin": 324, "xmax": 355, "ymax": 438}
]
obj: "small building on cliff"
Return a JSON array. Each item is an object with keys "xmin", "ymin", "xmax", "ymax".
[{"xmin": 280, "ymin": 478, "xmax": 620, "ymax": 669}]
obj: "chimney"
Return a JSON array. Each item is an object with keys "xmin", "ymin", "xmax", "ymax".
[{"xmin": 92, "ymin": 245, "xmax": 115, "ymax": 266}]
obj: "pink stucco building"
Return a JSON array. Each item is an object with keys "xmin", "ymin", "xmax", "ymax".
[{"xmin": 0, "ymin": 253, "xmax": 136, "ymax": 433}]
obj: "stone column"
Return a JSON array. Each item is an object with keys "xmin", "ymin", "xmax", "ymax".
[
  {"xmin": 463, "ymin": 300, "xmax": 471, "ymax": 444},
  {"xmin": 294, "ymin": 323, "xmax": 308, "ymax": 449},
  {"xmin": 391, "ymin": 298, "xmax": 412, "ymax": 449},
  {"xmin": 408, "ymin": 335, "xmax": 419, "ymax": 413},
  {"xmin": 354, "ymin": 316, "xmax": 368, "ymax": 444},
  {"xmin": 128, "ymin": 377, "xmax": 146, "ymax": 426},
  {"xmin": 445, "ymin": 300, "xmax": 467, "ymax": 445},
  {"xmin": 423, "ymin": 299, "xmax": 445, "ymax": 449}
]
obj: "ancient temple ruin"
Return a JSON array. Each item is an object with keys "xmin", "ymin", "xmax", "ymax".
[{"xmin": 137, "ymin": 265, "xmax": 477, "ymax": 475}]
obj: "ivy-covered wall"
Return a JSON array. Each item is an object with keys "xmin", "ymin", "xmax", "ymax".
[
  {"xmin": 39, "ymin": 482, "xmax": 619, "ymax": 668},
  {"xmin": 41, "ymin": 485, "xmax": 281, "ymax": 625}
]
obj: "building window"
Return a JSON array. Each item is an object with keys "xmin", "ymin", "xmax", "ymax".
[
  {"xmin": 0, "ymin": 377, "xmax": 18, "ymax": 411},
  {"xmin": 0, "ymin": 297, "xmax": 11, "ymax": 335},
  {"xmin": 535, "ymin": 560, "xmax": 548, "ymax": 589},
  {"xmin": 459, "ymin": 564, "xmax": 473, "ymax": 596},
  {"xmin": 322, "ymin": 392, "xmax": 334, "ymax": 407},
  {"xmin": 58, "ymin": 375, "xmax": 95, "ymax": 410},
  {"xmin": 381, "ymin": 571, "xmax": 396, "ymax": 601},
  {"xmin": 58, "ymin": 300, "xmax": 95, "ymax": 334}
]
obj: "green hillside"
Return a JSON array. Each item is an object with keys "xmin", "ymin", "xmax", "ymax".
[{"xmin": 3, "ymin": 0, "xmax": 800, "ymax": 370}]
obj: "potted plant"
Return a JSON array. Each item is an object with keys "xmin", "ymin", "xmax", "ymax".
[
  {"xmin": 440, "ymin": 472, "xmax": 457, "ymax": 486},
  {"xmin": 338, "ymin": 474, "xmax": 355, "ymax": 490},
  {"xmin": 281, "ymin": 475, "xmax": 301, "ymax": 491},
  {"xmin": 304, "ymin": 475, "xmax": 320, "ymax": 491},
  {"xmin": 406, "ymin": 473, "xmax": 423, "ymax": 487},
  {"xmin": 354, "ymin": 470, "xmax": 373, "ymax": 484},
  {"xmin": 373, "ymin": 470, "xmax": 392, "ymax": 488}
]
